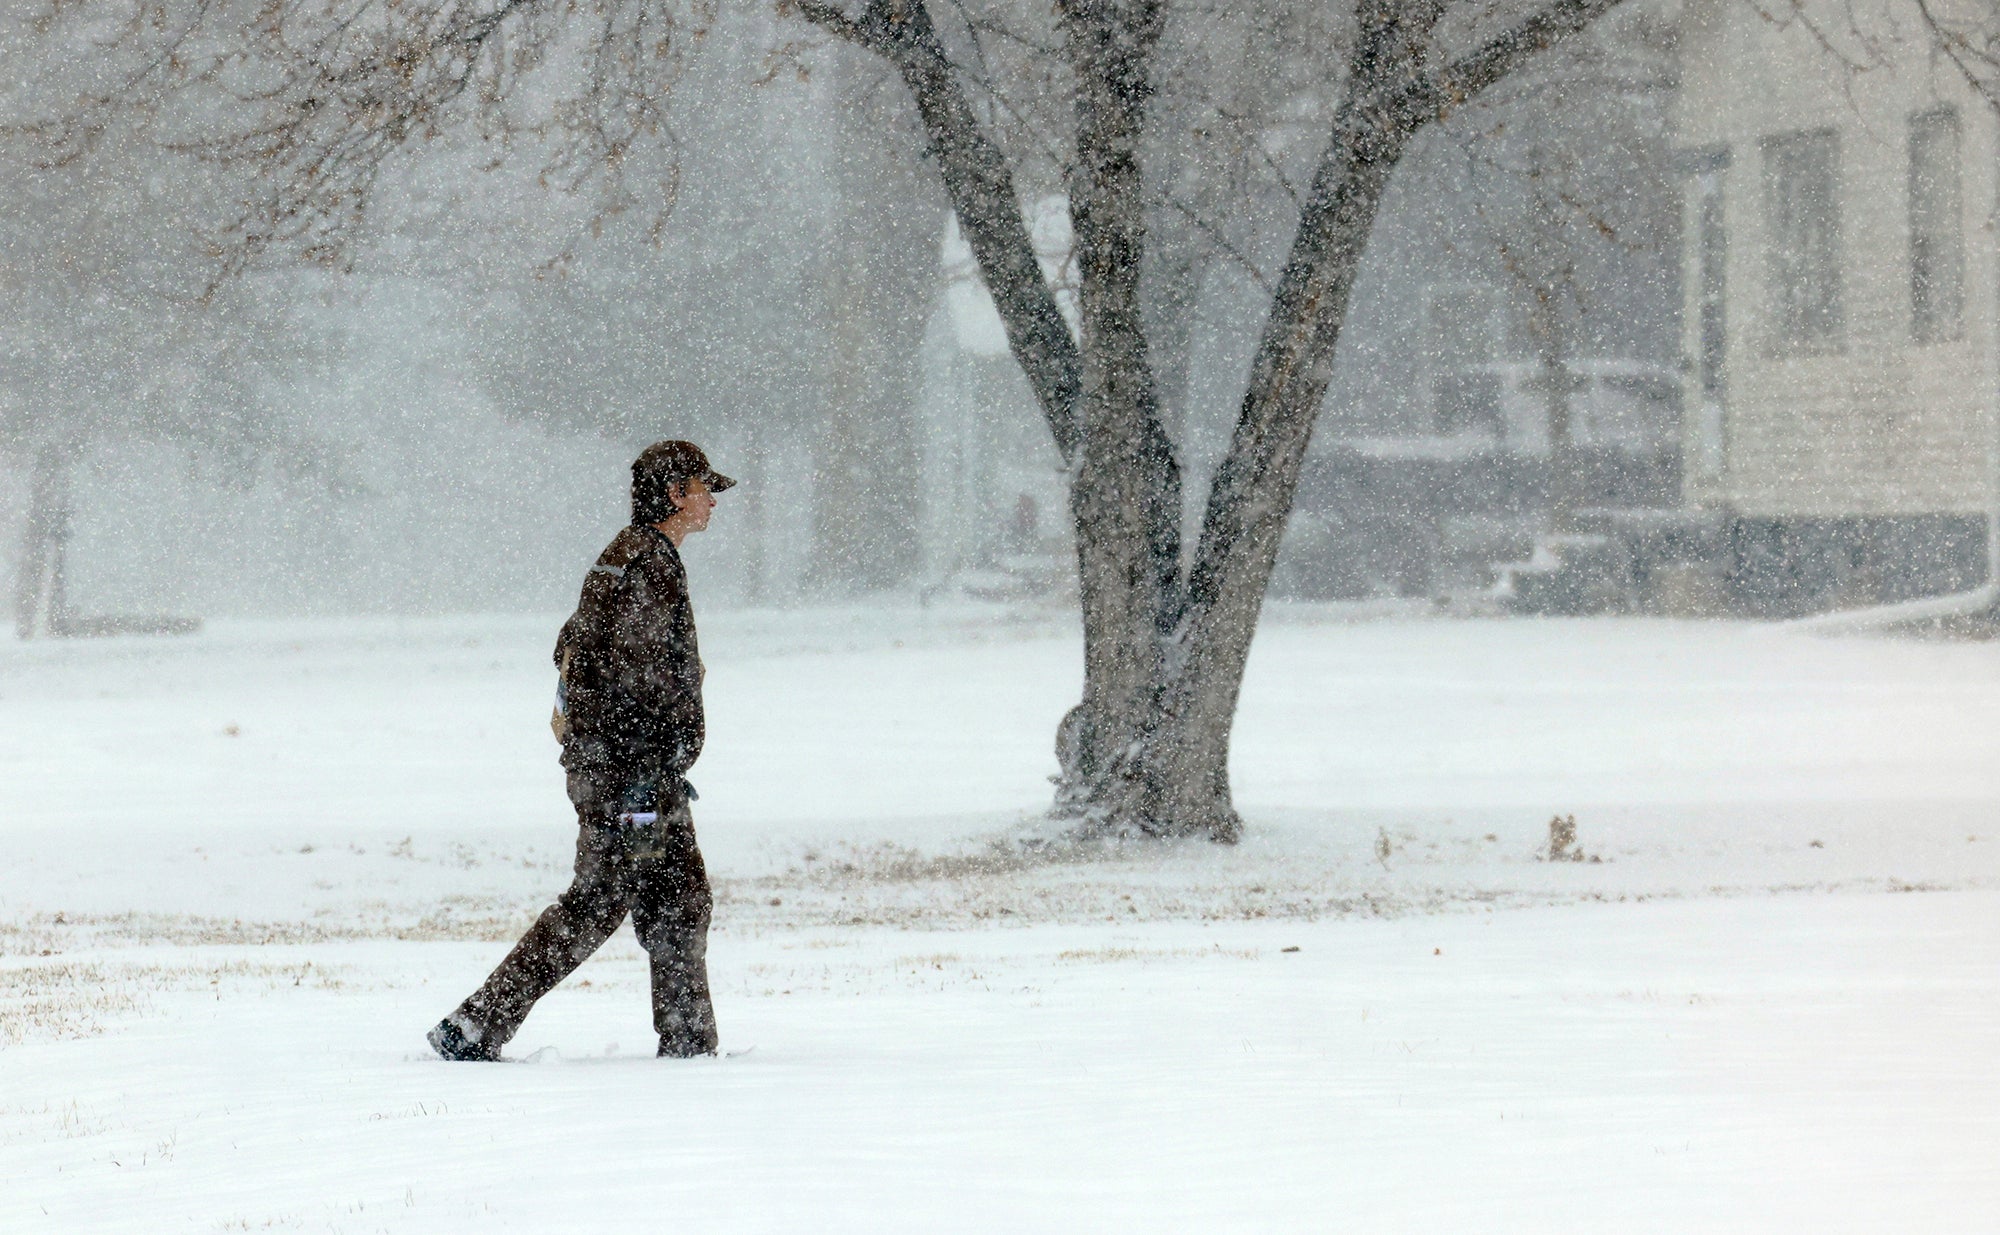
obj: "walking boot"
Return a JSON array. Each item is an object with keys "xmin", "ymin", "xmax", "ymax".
[
  {"xmin": 427, "ymin": 1015, "xmax": 502, "ymax": 1062},
  {"xmin": 657, "ymin": 1034, "xmax": 718, "ymax": 1059}
]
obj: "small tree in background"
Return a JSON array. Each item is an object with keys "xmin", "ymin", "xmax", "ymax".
[{"xmin": 0, "ymin": 105, "xmax": 351, "ymax": 636}]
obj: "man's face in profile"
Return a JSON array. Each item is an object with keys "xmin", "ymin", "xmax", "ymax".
[{"xmin": 672, "ymin": 477, "xmax": 717, "ymax": 534}]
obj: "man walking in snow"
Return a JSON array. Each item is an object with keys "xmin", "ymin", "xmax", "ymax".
[{"xmin": 428, "ymin": 440, "xmax": 734, "ymax": 1061}]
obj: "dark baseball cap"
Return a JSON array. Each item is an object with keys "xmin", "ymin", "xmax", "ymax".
[
  {"xmin": 632, "ymin": 440, "xmax": 735, "ymax": 524},
  {"xmin": 635, "ymin": 440, "xmax": 735, "ymax": 490}
]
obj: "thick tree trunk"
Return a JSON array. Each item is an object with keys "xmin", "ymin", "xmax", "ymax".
[{"xmin": 1051, "ymin": 1, "xmax": 1184, "ymax": 823}]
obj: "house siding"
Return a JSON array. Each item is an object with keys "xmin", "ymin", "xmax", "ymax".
[{"xmin": 1675, "ymin": 0, "xmax": 1998, "ymax": 518}]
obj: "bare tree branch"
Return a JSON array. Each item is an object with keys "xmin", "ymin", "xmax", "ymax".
[
  {"xmin": 1916, "ymin": 0, "xmax": 2000, "ymax": 110},
  {"xmin": 8, "ymin": 0, "xmax": 714, "ymax": 289},
  {"xmin": 1394, "ymin": 0, "xmax": 1628, "ymax": 130},
  {"xmin": 1156, "ymin": 187, "xmax": 1272, "ymax": 292}
]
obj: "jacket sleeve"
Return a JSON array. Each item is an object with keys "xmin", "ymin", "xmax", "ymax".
[{"xmin": 604, "ymin": 551, "xmax": 705, "ymax": 778}]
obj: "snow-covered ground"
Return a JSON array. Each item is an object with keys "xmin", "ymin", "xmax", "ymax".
[{"xmin": 3, "ymin": 605, "xmax": 1997, "ymax": 1231}]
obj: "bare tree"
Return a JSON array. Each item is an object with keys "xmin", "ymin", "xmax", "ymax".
[
  {"xmin": 786, "ymin": 0, "xmax": 1633, "ymax": 839},
  {"xmin": 12, "ymin": 0, "xmax": 1635, "ymax": 836}
]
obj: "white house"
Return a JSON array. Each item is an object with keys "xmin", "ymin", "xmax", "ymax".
[{"xmin": 1674, "ymin": 0, "xmax": 1999, "ymax": 608}]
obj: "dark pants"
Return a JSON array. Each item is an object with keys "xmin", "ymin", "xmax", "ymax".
[{"xmin": 447, "ymin": 774, "xmax": 717, "ymax": 1056}]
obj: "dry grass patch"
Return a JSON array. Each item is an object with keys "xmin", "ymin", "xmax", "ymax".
[
  {"xmin": 1055, "ymin": 945, "xmax": 1259, "ymax": 964},
  {"xmin": 0, "ymin": 958, "xmax": 351, "ymax": 1045}
]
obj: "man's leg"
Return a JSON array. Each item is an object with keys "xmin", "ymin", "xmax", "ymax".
[
  {"xmin": 435, "ymin": 797, "xmax": 634, "ymax": 1058},
  {"xmin": 629, "ymin": 803, "xmax": 717, "ymax": 1057}
]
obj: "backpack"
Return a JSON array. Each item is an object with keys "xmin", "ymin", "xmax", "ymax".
[{"xmin": 550, "ymin": 543, "xmax": 645, "ymax": 744}]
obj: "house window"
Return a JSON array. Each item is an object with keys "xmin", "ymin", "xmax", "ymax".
[
  {"xmin": 1696, "ymin": 174, "xmax": 1728, "ymax": 401},
  {"xmin": 1691, "ymin": 161, "xmax": 1729, "ymax": 478},
  {"xmin": 1909, "ymin": 108, "xmax": 1963, "ymax": 343},
  {"xmin": 1762, "ymin": 129, "xmax": 1844, "ymax": 351}
]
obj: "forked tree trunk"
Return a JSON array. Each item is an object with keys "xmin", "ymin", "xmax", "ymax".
[{"xmin": 800, "ymin": 0, "xmax": 1630, "ymax": 842}]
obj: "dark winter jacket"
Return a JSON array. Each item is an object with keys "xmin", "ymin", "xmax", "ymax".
[{"xmin": 553, "ymin": 524, "xmax": 705, "ymax": 803}]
